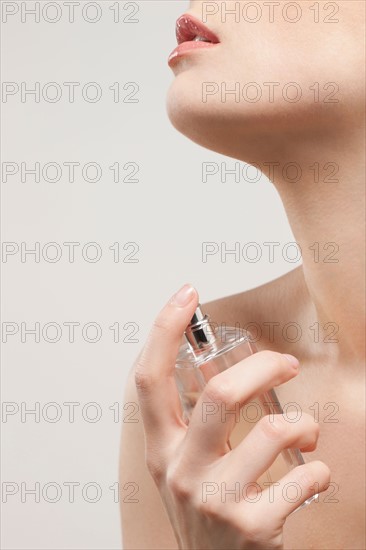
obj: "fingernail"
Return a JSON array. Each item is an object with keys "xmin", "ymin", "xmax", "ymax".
[
  {"xmin": 283, "ymin": 354, "xmax": 300, "ymax": 369},
  {"xmin": 170, "ymin": 284, "xmax": 196, "ymax": 307}
]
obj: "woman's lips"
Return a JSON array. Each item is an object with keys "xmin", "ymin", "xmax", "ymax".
[
  {"xmin": 176, "ymin": 14, "xmax": 220, "ymax": 45},
  {"xmin": 168, "ymin": 41, "xmax": 218, "ymax": 66},
  {"xmin": 168, "ymin": 14, "xmax": 220, "ymax": 66}
]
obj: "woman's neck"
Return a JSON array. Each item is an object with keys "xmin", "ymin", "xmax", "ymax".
[{"xmin": 270, "ymin": 128, "xmax": 365, "ymax": 361}]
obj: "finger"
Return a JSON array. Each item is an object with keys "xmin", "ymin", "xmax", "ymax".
[
  {"xmin": 257, "ymin": 460, "xmax": 331, "ymax": 520},
  {"xmin": 185, "ymin": 351, "xmax": 300, "ymax": 457},
  {"xmin": 134, "ymin": 283, "xmax": 198, "ymax": 442},
  {"xmin": 223, "ymin": 412, "xmax": 319, "ymax": 484}
]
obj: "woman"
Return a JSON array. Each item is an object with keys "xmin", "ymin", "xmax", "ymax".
[{"xmin": 120, "ymin": 2, "xmax": 365, "ymax": 548}]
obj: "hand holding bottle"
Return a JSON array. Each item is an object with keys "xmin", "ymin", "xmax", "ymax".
[{"xmin": 134, "ymin": 284, "xmax": 331, "ymax": 550}]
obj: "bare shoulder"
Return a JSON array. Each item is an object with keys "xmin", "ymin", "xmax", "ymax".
[
  {"xmin": 202, "ymin": 266, "xmax": 313, "ymax": 357},
  {"xmin": 119, "ymin": 267, "xmax": 310, "ymax": 549}
]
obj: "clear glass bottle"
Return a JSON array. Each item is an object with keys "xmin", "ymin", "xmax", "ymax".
[{"xmin": 175, "ymin": 304, "xmax": 316, "ymax": 511}]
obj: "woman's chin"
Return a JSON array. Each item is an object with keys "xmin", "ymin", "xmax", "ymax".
[
  {"xmin": 166, "ymin": 77, "xmax": 252, "ymax": 157},
  {"xmin": 167, "ymin": 79, "xmax": 279, "ymax": 161}
]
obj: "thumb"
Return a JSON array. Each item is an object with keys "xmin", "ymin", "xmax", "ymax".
[{"xmin": 135, "ymin": 284, "xmax": 199, "ymax": 442}]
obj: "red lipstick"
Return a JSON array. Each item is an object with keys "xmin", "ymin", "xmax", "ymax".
[{"xmin": 168, "ymin": 14, "xmax": 220, "ymax": 67}]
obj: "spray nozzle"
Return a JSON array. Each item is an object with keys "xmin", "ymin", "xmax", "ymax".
[{"xmin": 184, "ymin": 304, "xmax": 217, "ymax": 353}]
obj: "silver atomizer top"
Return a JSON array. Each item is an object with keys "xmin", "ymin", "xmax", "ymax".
[{"xmin": 184, "ymin": 304, "xmax": 217, "ymax": 353}]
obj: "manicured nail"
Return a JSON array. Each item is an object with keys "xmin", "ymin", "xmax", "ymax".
[
  {"xmin": 170, "ymin": 284, "xmax": 196, "ymax": 307},
  {"xmin": 283, "ymin": 354, "xmax": 300, "ymax": 369}
]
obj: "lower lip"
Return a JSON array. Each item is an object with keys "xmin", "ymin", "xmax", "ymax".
[{"xmin": 168, "ymin": 41, "xmax": 218, "ymax": 66}]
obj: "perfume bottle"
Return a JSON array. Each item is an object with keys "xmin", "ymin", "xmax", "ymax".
[{"xmin": 175, "ymin": 304, "xmax": 317, "ymax": 511}]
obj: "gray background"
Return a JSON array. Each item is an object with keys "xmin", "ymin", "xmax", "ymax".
[{"xmin": 1, "ymin": 1, "xmax": 299, "ymax": 548}]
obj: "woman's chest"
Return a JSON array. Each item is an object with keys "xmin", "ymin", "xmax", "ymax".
[{"xmin": 273, "ymin": 366, "xmax": 365, "ymax": 549}]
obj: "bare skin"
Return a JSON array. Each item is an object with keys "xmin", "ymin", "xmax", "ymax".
[{"xmin": 120, "ymin": 1, "xmax": 365, "ymax": 548}]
